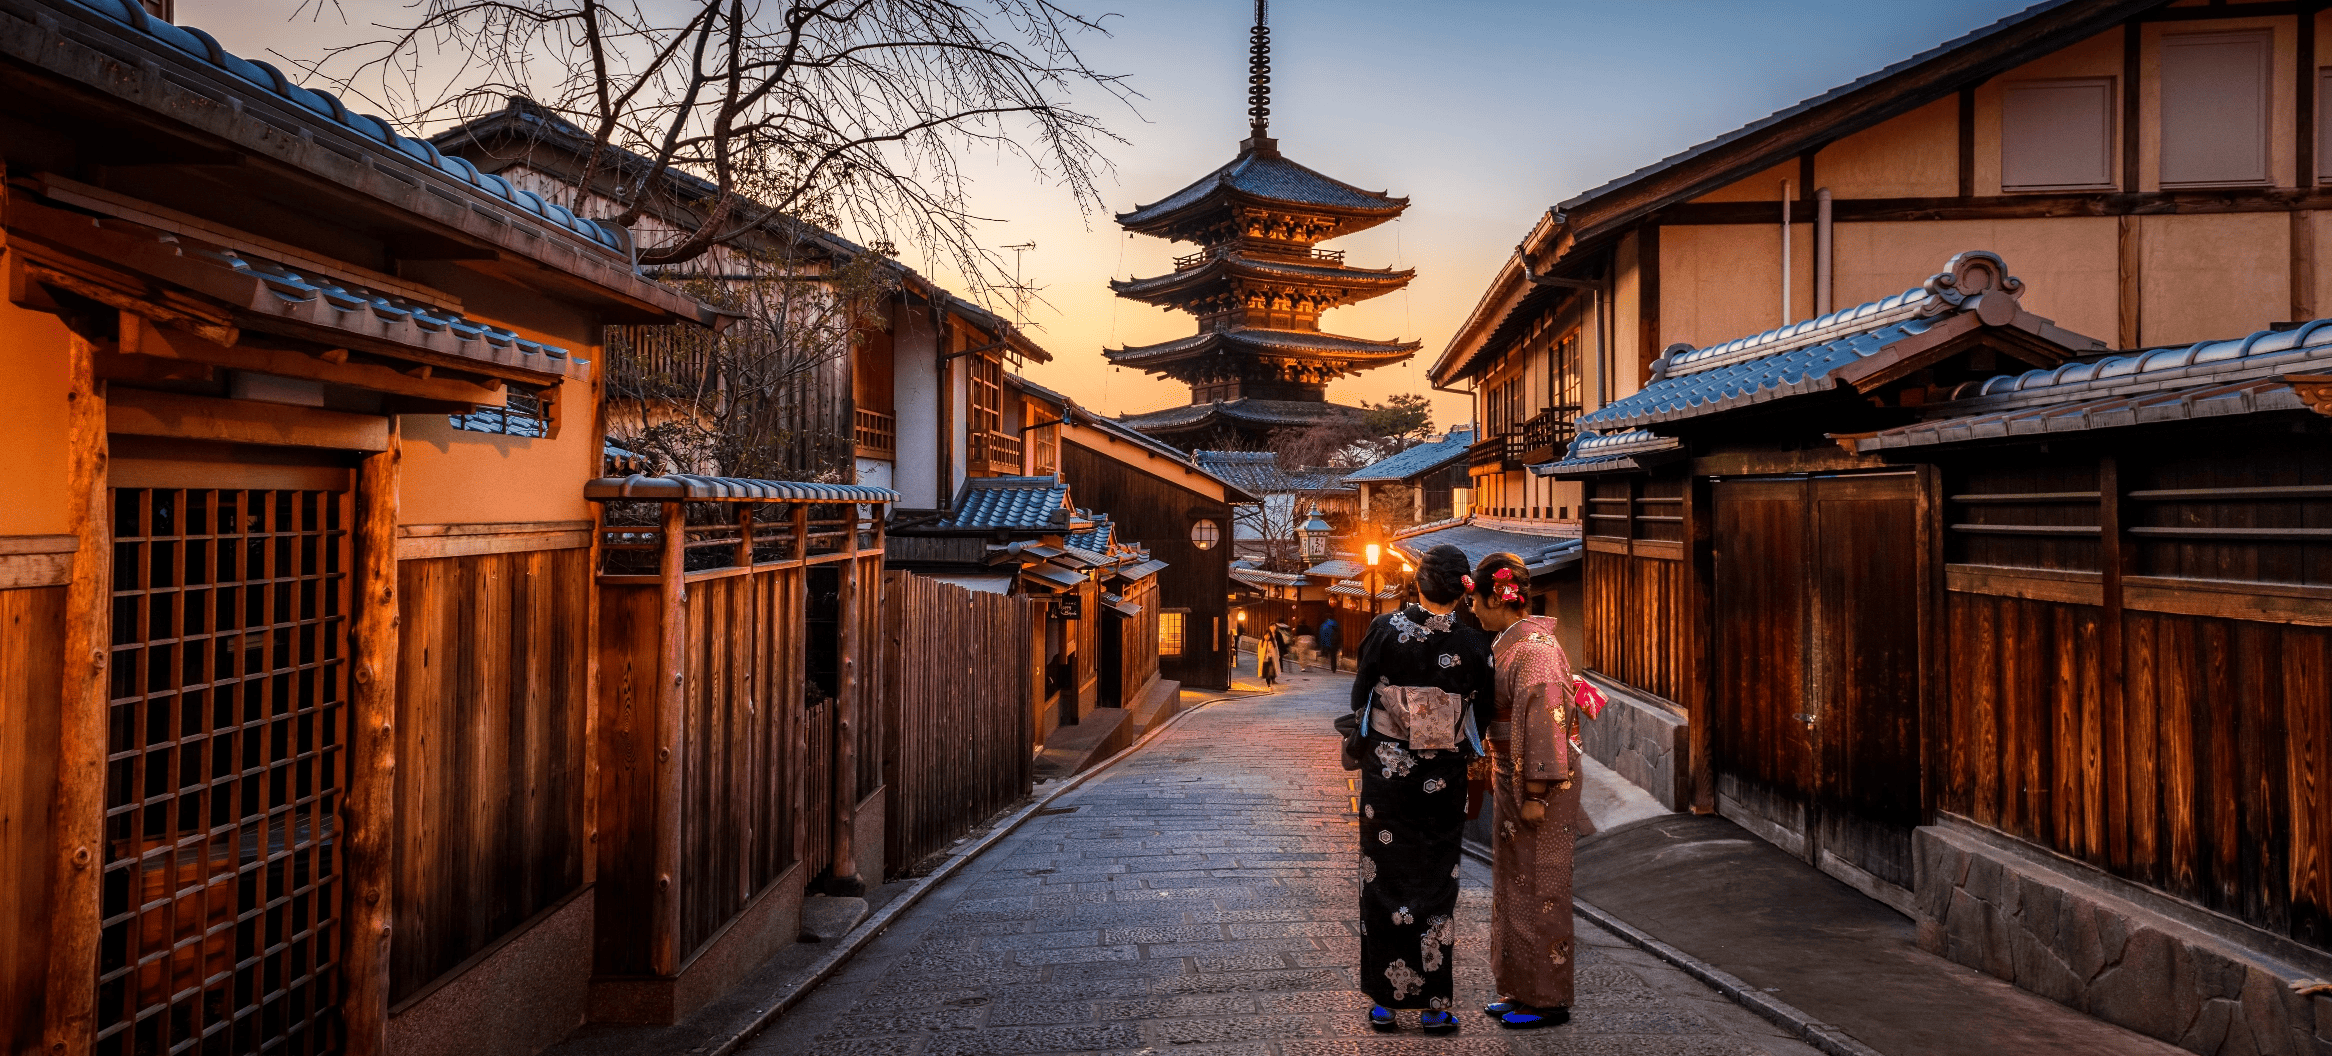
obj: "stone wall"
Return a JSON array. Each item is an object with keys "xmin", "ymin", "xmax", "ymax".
[
  {"xmin": 1577, "ymin": 676, "xmax": 1688, "ymax": 811},
  {"xmin": 1915, "ymin": 820, "xmax": 2332, "ymax": 1056}
]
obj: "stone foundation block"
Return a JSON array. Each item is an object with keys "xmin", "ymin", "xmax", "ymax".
[{"xmin": 1576, "ymin": 676, "xmax": 1687, "ymax": 811}]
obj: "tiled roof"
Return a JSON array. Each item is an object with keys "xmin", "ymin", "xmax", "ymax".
[
  {"xmin": 1230, "ymin": 567, "xmax": 1307, "ymax": 589},
  {"xmin": 1189, "ymin": 450, "xmax": 1358, "ymax": 495},
  {"xmin": 1123, "ymin": 399, "xmax": 1365, "ymax": 436},
  {"xmin": 1575, "ymin": 252, "xmax": 2103, "ymax": 432},
  {"xmin": 1066, "ymin": 517, "xmax": 1115, "ymax": 553},
  {"xmin": 941, "ymin": 476, "xmax": 1071, "ymax": 530},
  {"xmin": 1107, "ymin": 328, "xmax": 1420, "ymax": 368},
  {"xmin": 54, "ymin": 0, "xmax": 625, "ymax": 254},
  {"xmin": 1115, "ymin": 559, "xmax": 1170, "ymax": 583},
  {"xmin": 585, "ymin": 475, "xmax": 898, "ymax": 503},
  {"xmin": 1328, "ymin": 579, "xmax": 1405, "ymax": 600},
  {"xmin": 1534, "ymin": 429, "xmax": 1685, "ymax": 478},
  {"xmin": 1342, "ymin": 429, "xmax": 1477, "ymax": 483},
  {"xmin": 1111, "ymin": 252, "xmax": 1413, "ymax": 306},
  {"xmin": 1118, "ymin": 147, "xmax": 1408, "ymax": 228},
  {"xmin": 1390, "ymin": 520, "xmax": 1583, "ymax": 580},
  {"xmin": 1856, "ymin": 315, "xmax": 2332, "ymax": 452}
]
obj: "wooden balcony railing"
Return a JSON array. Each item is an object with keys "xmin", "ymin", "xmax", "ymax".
[
  {"xmin": 855, "ymin": 409, "xmax": 896, "ymax": 457},
  {"xmin": 972, "ymin": 430, "xmax": 1022, "ymax": 474},
  {"xmin": 1468, "ymin": 432, "xmax": 1523, "ymax": 471},
  {"xmin": 1173, "ymin": 246, "xmax": 1347, "ymax": 270},
  {"xmin": 1519, "ymin": 405, "xmax": 1580, "ymax": 464}
]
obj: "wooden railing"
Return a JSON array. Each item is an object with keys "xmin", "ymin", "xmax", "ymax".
[
  {"xmin": 855, "ymin": 408, "xmax": 896, "ymax": 457},
  {"xmin": 1173, "ymin": 246, "xmax": 1346, "ymax": 270},
  {"xmin": 973, "ymin": 430, "xmax": 1022, "ymax": 474},
  {"xmin": 1468, "ymin": 432, "xmax": 1524, "ymax": 471},
  {"xmin": 1520, "ymin": 405, "xmax": 1580, "ymax": 463}
]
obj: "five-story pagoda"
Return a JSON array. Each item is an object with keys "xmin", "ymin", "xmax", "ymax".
[{"xmin": 1110, "ymin": 0, "xmax": 1418, "ymax": 450}]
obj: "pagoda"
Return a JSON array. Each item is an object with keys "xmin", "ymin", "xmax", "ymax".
[{"xmin": 1109, "ymin": 0, "xmax": 1418, "ymax": 450}]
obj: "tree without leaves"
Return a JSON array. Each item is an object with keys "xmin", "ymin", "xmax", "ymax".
[{"xmin": 294, "ymin": 0, "xmax": 1131, "ymax": 279}]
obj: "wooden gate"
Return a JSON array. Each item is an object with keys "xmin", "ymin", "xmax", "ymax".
[
  {"xmin": 99, "ymin": 483, "xmax": 350, "ymax": 1056},
  {"xmin": 1713, "ymin": 472, "xmax": 1925, "ymax": 888}
]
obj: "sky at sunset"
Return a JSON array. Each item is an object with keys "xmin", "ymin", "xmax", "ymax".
[{"xmin": 180, "ymin": 0, "xmax": 2042, "ymax": 433}]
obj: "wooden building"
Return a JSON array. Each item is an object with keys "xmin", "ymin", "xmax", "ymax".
[
  {"xmin": 0, "ymin": 3, "xmax": 737, "ymax": 1055},
  {"xmin": 1546, "ymin": 247, "xmax": 2332, "ymax": 1054},
  {"xmin": 1014, "ymin": 376, "xmax": 1252, "ymax": 692},
  {"xmin": 1340, "ymin": 428, "xmax": 1477, "ymax": 529},
  {"xmin": 1440, "ymin": 0, "xmax": 2332, "ymax": 532}
]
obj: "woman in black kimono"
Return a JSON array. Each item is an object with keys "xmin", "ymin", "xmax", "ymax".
[{"xmin": 1349, "ymin": 544, "xmax": 1495, "ymax": 1033}]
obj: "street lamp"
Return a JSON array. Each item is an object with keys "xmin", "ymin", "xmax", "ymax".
[
  {"xmin": 1299, "ymin": 505, "xmax": 1333, "ymax": 560},
  {"xmin": 1363, "ymin": 543, "xmax": 1383, "ymax": 618}
]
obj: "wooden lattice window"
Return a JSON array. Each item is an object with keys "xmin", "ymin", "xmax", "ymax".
[
  {"xmin": 969, "ymin": 355, "xmax": 1002, "ymax": 439},
  {"xmin": 1158, "ymin": 610, "xmax": 1187, "ymax": 658},
  {"xmin": 100, "ymin": 486, "xmax": 349, "ymax": 1056}
]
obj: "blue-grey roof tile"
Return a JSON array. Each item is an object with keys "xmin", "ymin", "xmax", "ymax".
[
  {"xmin": 1342, "ymin": 429, "xmax": 1476, "ymax": 483},
  {"xmin": 943, "ymin": 476, "xmax": 1071, "ymax": 530}
]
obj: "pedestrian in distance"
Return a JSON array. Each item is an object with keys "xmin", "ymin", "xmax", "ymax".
[
  {"xmin": 1318, "ymin": 614, "xmax": 1341, "ymax": 673},
  {"xmin": 1471, "ymin": 552, "xmax": 1606, "ymax": 1029},
  {"xmin": 1257, "ymin": 625, "xmax": 1279, "ymax": 688},
  {"xmin": 1346, "ymin": 544, "xmax": 1494, "ymax": 1034},
  {"xmin": 1273, "ymin": 620, "xmax": 1299, "ymax": 674}
]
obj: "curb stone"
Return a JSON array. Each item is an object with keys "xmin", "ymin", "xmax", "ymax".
[
  {"xmin": 1459, "ymin": 839, "xmax": 1886, "ymax": 1056},
  {"xmin": 705, "ymin": 696, "xmax": 1232, "ymax": 1056}
]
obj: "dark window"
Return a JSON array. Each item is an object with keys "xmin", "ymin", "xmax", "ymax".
[
  {"xmin": 449, "ymin": 389, "xmax": 551, "ymax": 437},
  {"xmin": 806, "ymin": 565, "xmax": 842, "ymax": 705}
]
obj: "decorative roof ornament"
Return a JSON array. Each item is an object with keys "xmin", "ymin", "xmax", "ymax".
[
  {"xmin": 1248, "ymin": 0, "xmax": 1272, "ymax": 141},
  {"xmin": 1919, "ymin": 249, "xmax": 2025, "ymax": 324}
]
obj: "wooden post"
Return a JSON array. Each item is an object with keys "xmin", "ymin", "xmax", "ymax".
[
  {"xmin": 343, "ymin": 419, "xmax": 401, "ymax": 1056},
  {"xmin": 653, "ymin": 500, "xmax": 686, "ymax": 974},
  {"xmin": 829, "ymin": 550, "xmax": 864, "ymax": 897},
  {"xmin": 43, "ymin": 334, "xmax": 108, "ymax": 1056},
  {"xmin": 583, "ymin": 498, "xmax": 602, "ymax": 888}
]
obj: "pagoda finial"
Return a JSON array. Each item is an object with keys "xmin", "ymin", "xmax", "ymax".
[{"xmin": 1244, "ymin": 0, "xmax": 1276, "ymax": 153}]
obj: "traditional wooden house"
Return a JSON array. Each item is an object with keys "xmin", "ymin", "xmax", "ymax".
[
  {"xmin": 1441, "ymin": 0, "xmax": 2332, "ymax": 536},
  {"xmin": 0, "ymin": 3, "xmax": 770, "ymax": 1056},
  {"xmin": 1340, "ymin": 428, "xmax": 1476, "ymax": 529},
  {"xmin": 1546, "ymin": 246, "xmax": 2332, "ymax": 1054},
  {"xmin": 1013, "ymin": 376, "xmax": 1252, "ymax": 692}
]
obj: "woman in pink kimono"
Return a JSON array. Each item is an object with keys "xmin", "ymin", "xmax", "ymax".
[{"xmin": 1470, "ymin": 553, "xmax": 1596, "ymax": 1029}]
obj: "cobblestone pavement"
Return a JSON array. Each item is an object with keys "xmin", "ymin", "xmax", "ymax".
[{"xmin": 744, "ymin": 670, "xmax": 1822, "ymax": 1056}]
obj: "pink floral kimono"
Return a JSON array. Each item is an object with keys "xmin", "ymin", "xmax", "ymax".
[{"xmin": 1488, "ymin": 615, "xmax": 1588, "ymax": 1009}]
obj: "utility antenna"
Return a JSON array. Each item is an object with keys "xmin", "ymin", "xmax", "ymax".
[
  {"xmin": 999, "ymin": 241, "xmax": 1040, "ymax": 335},
  {"xmin": 1247, "ymin": 0, "xmax": 1271, "ymax": 140}
]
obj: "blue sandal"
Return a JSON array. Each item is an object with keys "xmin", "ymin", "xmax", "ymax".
[
  {"xmin": 1497, "ymin": 1005, "xmax": 1570, "ymax": 1029},
  {"xmin": 1420, "ymin": 1010, "xmax": 1459, "ymax": 1034},
  {"xmin": 1483, "ymin": 999, "xmax": 1520, "ymax": 1018},
  {"xmin": 1367, "ymin": 1006, "xmax": 1398, "ymax": 1032}
]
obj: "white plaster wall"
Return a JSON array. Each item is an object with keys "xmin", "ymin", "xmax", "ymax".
[{"xmin": 892, "ymin": 310, "xmax": 942, "ymax": 509}]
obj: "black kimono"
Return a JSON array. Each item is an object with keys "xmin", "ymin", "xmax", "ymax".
[{"xmin": 1349, "ymin": 603, "xmax": 1495, "ymax": 1010}]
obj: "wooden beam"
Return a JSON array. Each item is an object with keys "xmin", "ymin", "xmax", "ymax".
[
  {"xmin": 1959, "ymin": 87, "xmax": 1977, "ymax": 198},
  {"xmin": 1654, "ymin": 186, "xmax": 2332, "ymax": 226},
  {"xmin": 2124, "ymin": 21, "xmax": 2142, "ymax": 194},
  {"xmin": 2099, "ymin": 456, "xmax": 2130, "ymax": 872},
  {"xmin": 106, "ymin": 387, "xmax": 393, "ymax": 451},
  {"xmin": 42, "ymin": 333, "xmax": 108, "ymax": 1056},
  {"xmin": 653, "ymin": 500, "xmax": 686, "ymax": 975},
  {"xmin": 342, "ymin": 421, "xmax": 401, "ymax": 1056},
  {"xmin": 1639, "ymin": 225, "xmax": 1662, "ymax": 378},
  {"xmin": 829, "ymin": 553, "xmax": 865, "ymax": 896},
  {"xmin": 116, "ymin": 321, "xmax": 508, "ymax": 405},
  {"xmin": 2120, "ymin": 215, "xmax": 2144, "ymax": 349}
]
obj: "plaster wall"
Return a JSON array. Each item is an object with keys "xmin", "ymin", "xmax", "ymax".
[
  {"xmin": 398, "ymin": 378, "xmax": 597, "ymax": 526},
  {"xmin": 0, "ymin": 300, "xmax": 72, "ymax": 535},
  {"xmin": 1816, "ymin": 97, "xmax": 1960, "ymax": 199},
  {"xmin": 891, "ymin": 308, "xmax": 942, "ymax": 509},
  {"xmin": 2139, "ymin": 211, "xmax": 2292, "ymax": 346},
  {"xmin": 1657, "ymin": 223, "xmax": 1817, "ymax": 351},
  {"xmin": 1612, "ymin": 231, "xmax": 1644, "ymax": 401},
  {"xmin": 1690, "ymin": 159, "xmax": 1803, "ymax": 204},
  {"xmin": 1830, "ymin": 218, "xmax": 2121, "ymax": 342}
]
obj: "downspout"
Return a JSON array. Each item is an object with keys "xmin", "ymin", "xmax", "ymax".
[
  {"xmin": 1815, "ymin": 187, "xmax": 1834, "ymax": 317},
  {"xmin": 1780, "ymin": 178, "xmax": 1793, "ymax": 326}
]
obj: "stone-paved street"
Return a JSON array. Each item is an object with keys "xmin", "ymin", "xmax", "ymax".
[{"xmin": 745, "ymin": 670, "xmax": 1823, "ymax": 1056}]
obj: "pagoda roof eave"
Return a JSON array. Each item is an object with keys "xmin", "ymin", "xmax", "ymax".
[
  {"xmin": 1118, "ymin": 398, "xmax": 1367, "ymax": 434},
  {"xmin": 1110, "ymin": 254, "xmax": 1416, "ymax": 306},
  {"xmin": 1117, "ymin": 183, "xmax": 1410, "ymax": 240},
  {"xmin": 1114, "ymin": 148, "xmax": 1410, "ymax": 232},
  {"xmin": 1104, "ymin": 329, "xmax": 1421, "ymax": 368}
]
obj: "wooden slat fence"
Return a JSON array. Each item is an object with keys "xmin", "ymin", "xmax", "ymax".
[{"xmin": 882, "ymin": 572, "xmax": 1040, "ymax": 871}]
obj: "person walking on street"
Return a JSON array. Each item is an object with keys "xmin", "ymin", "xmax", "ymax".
[
  {"xmin": 1348, "ymin": 544, "xmax": 1494, "ymax": 1034},
  {"xmin": 1274, "ymin": 621, "xmax": 1299, "ymax": 674},
  {"xmin": 1258, "ymin": 626, "xmax": 1279, "ymax": 688},
  {"xmin": 1319, "ymin": 615, "xmax": 1341, "ymax": 673},
  {"xmin": 1471, "ymin": 553, "xmax": 1602, "ymax": 1029}
]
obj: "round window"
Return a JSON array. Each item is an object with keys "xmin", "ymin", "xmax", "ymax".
[{"xmin": 1190, "ymin": 519, "xmax": 1221, "ymax": 551}]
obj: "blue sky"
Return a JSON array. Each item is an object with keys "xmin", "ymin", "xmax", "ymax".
[{"xmin": 182, "ymin": 0, "xmax": 2044, "ymax": 424}]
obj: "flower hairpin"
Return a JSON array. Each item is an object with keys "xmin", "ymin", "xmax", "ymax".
[
  {"xmin": 1460, "ymin": 574, "xmax": 1474, "ymax": 591},
  {"xmin": 1492, "ymin": 568, "xmax": 1514, "ymax": 581}
]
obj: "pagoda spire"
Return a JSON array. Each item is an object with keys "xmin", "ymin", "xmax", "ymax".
[{"xmin": 1246, "ymin": 0, "xmax": 1272, "ymax": 146}]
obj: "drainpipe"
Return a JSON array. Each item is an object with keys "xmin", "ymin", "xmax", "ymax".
[
  {"xmin": 1816, "ymin": 187, "xmax": 1834, "ymax": 318},
  {"xmin": 1780, "ymin": 179, "xmax": 1793, "ymax": 326}
]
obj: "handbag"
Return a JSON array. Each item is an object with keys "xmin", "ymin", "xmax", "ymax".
[{"xmin": 1332, "ymin": 711, "xmax": 1365, "ymax": 771}]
